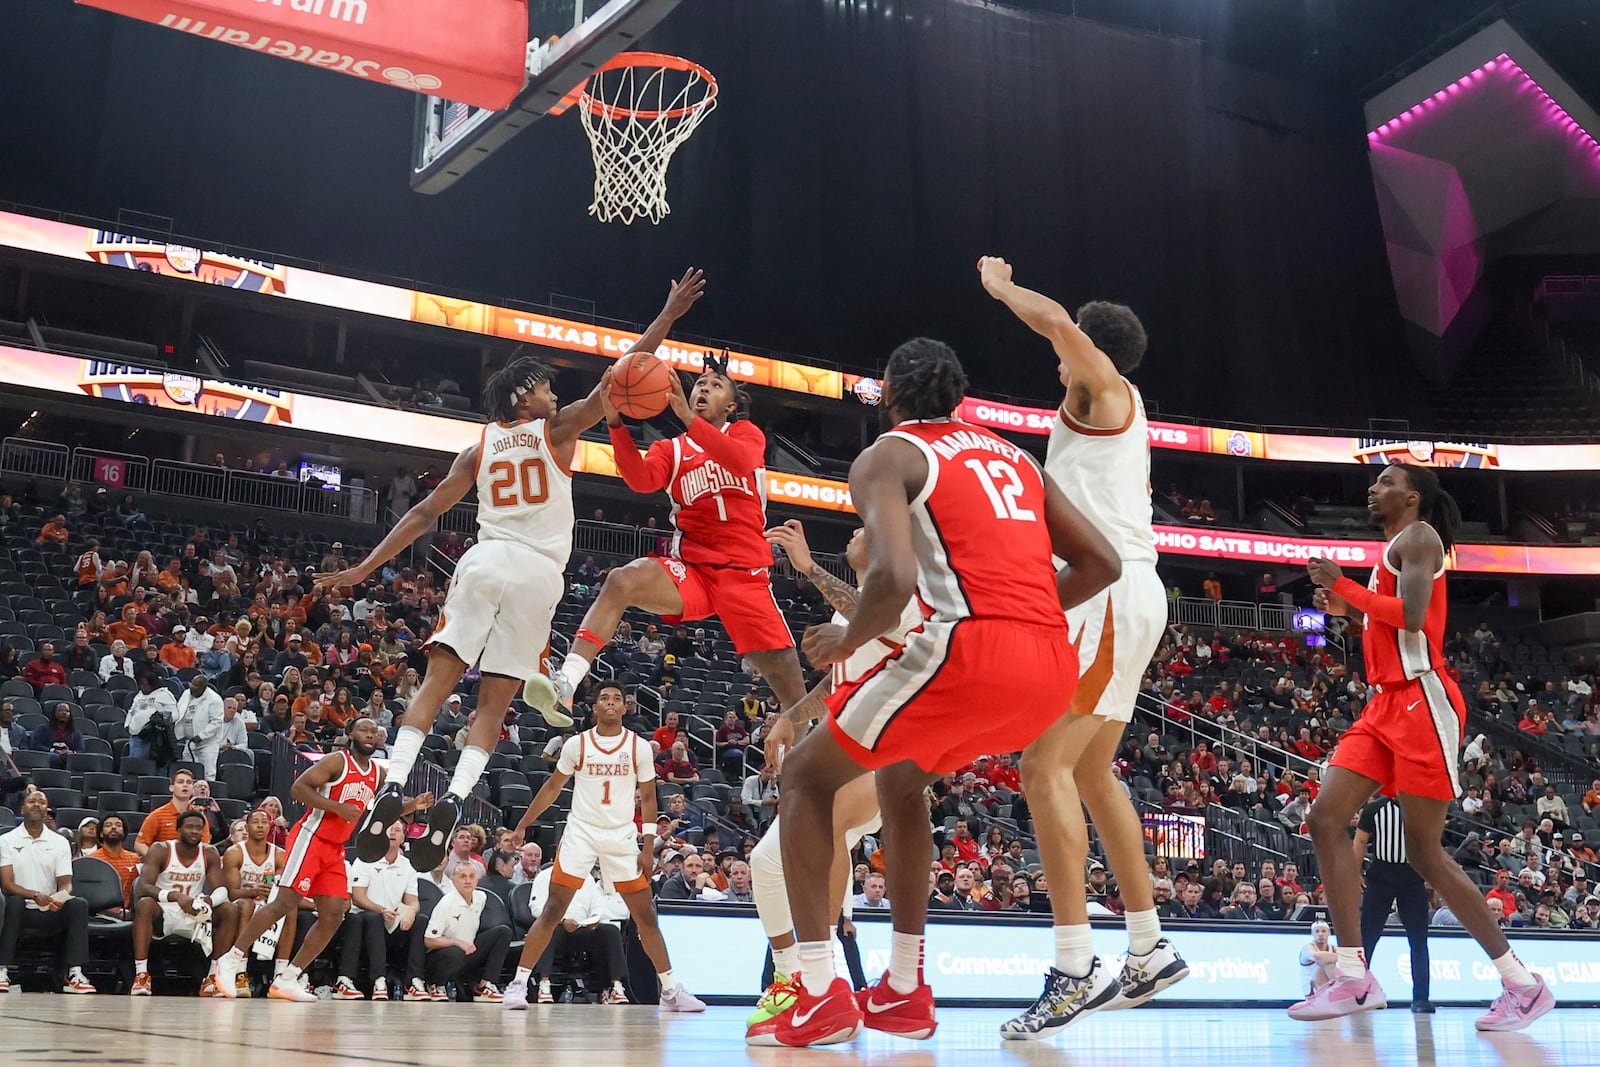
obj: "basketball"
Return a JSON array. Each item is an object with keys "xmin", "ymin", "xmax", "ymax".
[{"xmin": 608, "ymin": 350, "xmax": 673, "ymax": 419}]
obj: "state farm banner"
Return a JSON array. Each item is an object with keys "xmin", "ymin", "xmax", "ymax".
[{"xmin": 77, "ymin": 0, "xmax": 528, "ymax": 110}]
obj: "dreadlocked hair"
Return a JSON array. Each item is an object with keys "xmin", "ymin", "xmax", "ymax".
[
  {"xmin": 1393, "ymin": 463, "xmax": 1461, "ymax": 553},
  {"xmin": 482, "ymin": 353, "xmax": 554, "ymax": 422},
  {"xmin": 885, "ymin": 338, "xmax": 968, "ymax": 420},
  {"xmin": 703, "ymin": 351, "xmax": 752, "ymax": 420}
]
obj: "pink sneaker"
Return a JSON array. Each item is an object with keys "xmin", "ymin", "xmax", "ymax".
[
  {"xmin": 1287, "ymin": 973, "xmax": 1387, "ymax": 1021},
  {"xmin": 1476, "ymin": 975, "xmax": 1554, "ymax": 1032}
]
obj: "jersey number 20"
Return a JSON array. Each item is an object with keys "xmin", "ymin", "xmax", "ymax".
[
  {"xmin": 488, "ymin": 458, "xmax": 548, "ymax": 507},
  {"xmin": 965, "ymin": 459, "xmax": 1037, "ymax": 521}
]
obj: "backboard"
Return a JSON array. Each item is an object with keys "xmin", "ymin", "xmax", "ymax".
[{"xmin": 410, "ymin": 0, "xmax": 683, "ymax": 194}]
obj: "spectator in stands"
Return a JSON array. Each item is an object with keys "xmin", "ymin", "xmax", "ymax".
[
  {"xmin": 715, "ymin": 710, "xmax": 751, "ymax": 781},
  {"xmin": 938, "ymin": 866, "xmax": 983, "ymax": 912},
  {"xmin": 443, "ymin": 828, "xmax": 485, "ymax": 880},
  {"xmin": 0, "ymin": 647, "xmax": 19, "ymax": 683},
  {"xmin": 652, "ymin": 710, "xmax": 681, "ymax": 754},
  {"xmin": 1278, "ymin": 787, "xmax": 1312, "ymax": 831},
  {"xmin": 97, "ymin": 639, "xmax": 136, "ymax": 684},
  {"xmin": 273, "ymin": 633, "xmax": 310, "ymax": 678},
  {"xmin": 1202, "ymin": 573, "xmax": 1222, "ymax": 601},
  {"xmin": 741, "ymin": 763, "xmax": 778, "ymax": 832},
  {"xmin": 0, "ymin": 790, "xmax": 97, "ymax": 994},
  {"xmin": 1, "ymin": 700, "xmax": 27, "ymax": 754},
  {"xmin": 29, "ymin": 702, "xmax": 82, "ymax": 769},
  {"xmin": 175, "ymin": 674, "xmax": 225, "ymax": 781},
  {"xmin": 136, "ymin": 768, "xmax": 211, "ymax": 856},
  {"xmin": 852, "ymin": 872, "xmax": 890, "ymax": 911},
  {"xmin": 36, "ymin": 513, "xmax": 69, "ymax": 545},
  {"xmin": 660, "ymin": 741, "xmax": 699, "ymax": 788},
  {"xmin": 657, "ymin": 851, "xmax": 711, "ymax": 900},
  {"xmin": 480, "ymin": 849, "xmax": 517, "ymax": 903},
  {"xmin": 511, "ymin": 843, "xmax": 542, "ymax": 888},
  {"xmin": 22, "ymin": 641, "xmax": 67, "ymax": 688},
  {"xmin": 1537, "ymin": 785, "xmax": 1570, "ymax": 828}
]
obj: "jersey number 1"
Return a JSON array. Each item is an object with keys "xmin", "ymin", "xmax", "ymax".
[
  {"xmin": 601, "ymin": 780, "xmax": 611, "ymax": 805},
  {"xmin": 488, "ymin": 458, "xmax": 548, "ymax": 507},
  {"xmin": 965, "ymin": 459, "xmax": 1037, "ymax": 521}
]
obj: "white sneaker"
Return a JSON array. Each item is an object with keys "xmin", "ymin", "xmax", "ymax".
[
  {"xmin": 537, "ymin": 979, "xmax": 555, "ymax": 1004},
  {"xmin": 1105, "ymin": 939, "xmax": 1190, "ymax": 1010},
  {"xmin": 404, "ymin": 979, "xmax": 433, "ymax": 1002},
  {"xmin": 371, "ymin": 977, "xmax": 388, "ymax": 1000},
  {"xmin": 504, "ymin": 978, "xmax": 529, "ymax": 1011},
  {"xmin": 333, "ymin": 977, "xmax": 364, "ymax": 1000},
  {"xmin": 659, "ymin": 984, "xmax": 706, "ymax": 1013},
  {"xmin": 268, "ymin": 976, "xmax": 320, "ymax": 1003},
  {"xmin": 526, "ymin": 662, "xmax": 575, "ymax": 728},
  {"xmin": 214, "ymin": 953, "xmax": 244, "ymax": 1000}
]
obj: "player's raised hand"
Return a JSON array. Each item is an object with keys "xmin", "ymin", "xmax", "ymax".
[
  {"xmin": 977, "ymin": 255, "xmax": 1014, "ymax": 291},
  {"xmin": 315, "ymin": 566, "xmax": 372, "ymax": 595},
  {"xmin": 662, "ymin": 267, "xmax": 707, "ymax": 321},
  {"xmin": 801, "ymin": 622, "xmax": 851, "ymax": 666},
  {"xmin": 1312, "ymin": 587, "xmax": 1351, "ymax": 617},
  {"xmin": 598, "ymin": 365, "xmax": 622, "ymax": 426},
  {"xmin": 666, "ymin": 366, "xmax": 694, "ymax": 424},
  {"xmin": 764, "ymin": 520, "xmax": 814, "ymax": 573},
  {"xmin": 1306, "ymin": 556, "xmax": 1343, "ymax": 589}
]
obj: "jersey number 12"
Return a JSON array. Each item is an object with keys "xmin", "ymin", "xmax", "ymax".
[{"xmin": 965, "ymin": 459, "xmax": 1037, "ymax": 521}]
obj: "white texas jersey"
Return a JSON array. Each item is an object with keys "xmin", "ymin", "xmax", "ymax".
[
  {"xmin": 831, "ymin": 597, "xmax": 924, "ymax": 687},
  {"xmin": 155, "ymin": 843, "xmax": 208, "ymax": 896},
  {"xmin": 1045, "ymin": 379, "xmax": 1158, "ymax": 566},
  {"xmin": 475, "ymin": 418, "xmax": 575, "ymax": 567},
  {"xmin": 558, "ymin": 728, "xmax": 654, "ymax": 831},
  {"xmin": 231, "ymin": 841, "xmax": 278, "ymax": 891}
]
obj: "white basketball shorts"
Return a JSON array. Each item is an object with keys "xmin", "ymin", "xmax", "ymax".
[
  {"xmin": 427, "ymin": 539, "xmax": 564, "ymax": 679},
  {"xmin": 552, "ymin": 819, "xmax": 649, "ymax": 894},
  {"xmin": 1063, "ymin": 561, "xmax": 1167, "ymax": 724}
]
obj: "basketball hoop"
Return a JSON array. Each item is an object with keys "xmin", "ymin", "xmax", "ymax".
[{"xmin": 575, "ymin": 52, "xmax": 718, "ymax": 226}]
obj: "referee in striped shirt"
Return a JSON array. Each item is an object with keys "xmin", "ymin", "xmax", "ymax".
[{"xmin": 1355, "ymin": 796, "xmax": 1433, "ymax": 1012}]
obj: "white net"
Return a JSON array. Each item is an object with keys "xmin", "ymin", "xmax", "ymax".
[{"xmin": 578, "ymin": 56, "xmax": 718, "ymax": 226}]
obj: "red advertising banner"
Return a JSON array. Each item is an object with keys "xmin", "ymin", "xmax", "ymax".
[{"xmin": 77, "ymin": 0, "xmax": 528, "ymax": 110}]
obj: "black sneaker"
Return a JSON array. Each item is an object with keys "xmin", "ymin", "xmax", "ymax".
[
  {"xmin": 355, "ymin": 781, "xmax": 405, "ymax": 862},
  {"xmin": 1104, "ymin": 939, "xmax": 1190, "ymax": 1010},
  {"xmin": 999, "ymin": 959, "xmax": 1119, "ymax": 1041},
  {"xmin": 406, "ymin": 793, "xmax": 462, "ymax": 873},
  {"xmin": 1411, "ymin": 999, "xmax": 1436, "ymax": 1014}
]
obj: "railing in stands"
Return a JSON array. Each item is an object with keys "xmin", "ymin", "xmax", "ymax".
[
  {"xmin": 150, "ymin": 458, "xmax": 228, "ymax": 502},
  {"xmin": 1, "ymin": 437, "xmax": 70, "ymax": 482},
  {"xmin": 1168, "ymin": 596, "xmax": 1291, "ymax": 633},
  {"xmin": 69, "ymin": 447, "xmax": 150, "ymax": 494},
  {"xmin": 1132, "ymin": 692, "xmax": 1322, "ymax": 782}
]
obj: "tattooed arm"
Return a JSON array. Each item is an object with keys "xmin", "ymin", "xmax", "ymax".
[{"xmin": 766, "ymin": 520, "xmax": 860, "ymax": 618}]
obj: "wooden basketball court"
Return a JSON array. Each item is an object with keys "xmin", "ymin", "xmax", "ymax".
[{"xmin": 5, "ymin": 996, "xmax": 1595, "ymax": 1066}]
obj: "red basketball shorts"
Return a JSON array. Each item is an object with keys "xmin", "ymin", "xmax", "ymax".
[
  {"xmin": 653, "ymin": 558, "xmax": 794, "ymax": 654},
  {"xmin": 1329, "ymin": 672, "xmax": 1465, "ymax": 801},
  {"xmin": 281, "ymin": 825, "xmax": 351, "ymax": 900},
  {"xmin": 826, "ymin": 618, "xmax": 1078, "ymax": 774}
]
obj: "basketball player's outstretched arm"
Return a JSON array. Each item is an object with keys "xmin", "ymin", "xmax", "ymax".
[
  {"xmin": 802, "ymin": 440, "xmax": 920, "ymax": 666},
  {"xmin": 314, "ymin": 446, "xmax": 479, "ymax": 591},
  {"xmin": 765, "ymin": 520, "xmax": 858, "ymax": 618},
  {"xmin": 1039, "ymin": 470, "xmax": 1122, "ymax": 610},
  {"xmin": 978, "ymin": 256, "xmax": 1124, "ymax": 398},
  {"xmin": 1308, "ymin": 527, "xmax": 1440, "ymax": 632}
]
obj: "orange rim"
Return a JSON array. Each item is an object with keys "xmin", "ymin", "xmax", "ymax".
[{"xmin": 564, "ymin": 52, "xmax": 719, "ymax": 122}]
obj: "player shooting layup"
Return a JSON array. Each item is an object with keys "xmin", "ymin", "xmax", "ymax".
[
  {"xmin": 319, "ymin": 270, "xmax": 706, "ymax": 874},
  {"xmin": 980, "ymin": 258, "xmax": 1188, "ymax": 1039},
  {"xmin": 545, "ymin": 324, "xmax": 808, "ymax": 717}
]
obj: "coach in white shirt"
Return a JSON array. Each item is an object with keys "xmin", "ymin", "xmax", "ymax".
[
  {"xmin": 98, "ymin": 640, "xmax": 137, "ymax": 684},
  {"xmin": 0, "ymin": 791, "xmax": 95, "ymax": 993},
  {"xmin": 217, "ymin": 698, "xmax": 249, "ymax": 754},
  {"xmin": 125, "ymin": 674, "xmax": 178, "ymax": 762},
  {"xmin": 411, "ymin": 863, "xmax": 510, "ymax": 1000},
  {"xmin": 338, "ymin": 823, "xmax": 421, "ymax": 998},
  {"xmin": 176, "ymin": 675, "xmax": 225, "ymax": 780}
]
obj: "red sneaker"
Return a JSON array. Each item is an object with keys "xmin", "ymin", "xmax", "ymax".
[
  {"xmin": 773, "ymin": 977, "xmax": 863, "ymax": 1048},
  {"xmin": 859, "ymin": 972, "xmax": 938, "ymax": 1040}
]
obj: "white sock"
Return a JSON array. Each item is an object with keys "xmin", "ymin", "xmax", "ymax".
[
  {"xmin": 387, "ymin": 725, "xmax": 426, "ymax": 783},
  {"xmin": 1491, "ymin": 951, "xmax": 1534, "ymax": 987},
  {"xmin": 889, "ymin": 932, "xmax": 924, "ymax": 994},
  {"xmin": 134, "ymin": 960, "xmax": 148, "ymax": 975},
  {"xmin": 273, "ymin": 958, "xmax": 287, "ymax": 978},
  {"xmin": 1125, "ymin": 908, "xmax": 1162, "ymax": 956},
  {"xmin": 282, "ymin": 964, "xmax": 303, "ymax": 983},
  {"xmin": 560, "ymin": 652, "xmax": 592, "ymax": 693},
  {"xmin": 514, "ymin": 966, "xmax": 532, "ymax": 985},
  {"xmin": 227, "ymin": 945, "xmax": 247, "ymax": 962},
  {"xmin": 658, "ymin": 969, "xmax": 678, "ymax": 993},
  {"xmin": 447, "ymin": 745, "xmax": 490, "ymax": 799},
  {"xmin": 68, "ymin": 966, "xmax": 87, "ymax": 981},
  {"xmin": 772, "ymin": 943, "xmax": 800, "ymax": 977},
  {"xmin": 797, "ymin": 941, "xmax": 835, "ymax": 996},
  {"xmin": 539, "ymin": 977, "xmax": 551, "ymax": 990},
  {"xmin": 1054, "ymin": 924, "xmax": 1095, "ymax": 977},
  {"xmin": 1336, "ymin": 945, "xmax": 1367, "ymax": 980}
]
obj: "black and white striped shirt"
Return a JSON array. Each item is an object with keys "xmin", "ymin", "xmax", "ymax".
[{"xmin": 1359, "ymin": 798, "xmax": 1408, "ymax": 864}]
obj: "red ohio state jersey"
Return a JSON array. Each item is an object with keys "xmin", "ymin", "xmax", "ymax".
[
  {"xmin": 609, "ymin": 418, "xmax": 772, "ymax": 569},
  {"xmin": 1360, "ymin": 522, "xmax": 1449, "ymax": 687},
  {"xmin": 881, "ymin": 419, "xmax": 1070, "ymax": 629},
  {"xmin": 293, "ymin": 751, "xmax": 381, "ymax": 845}
]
